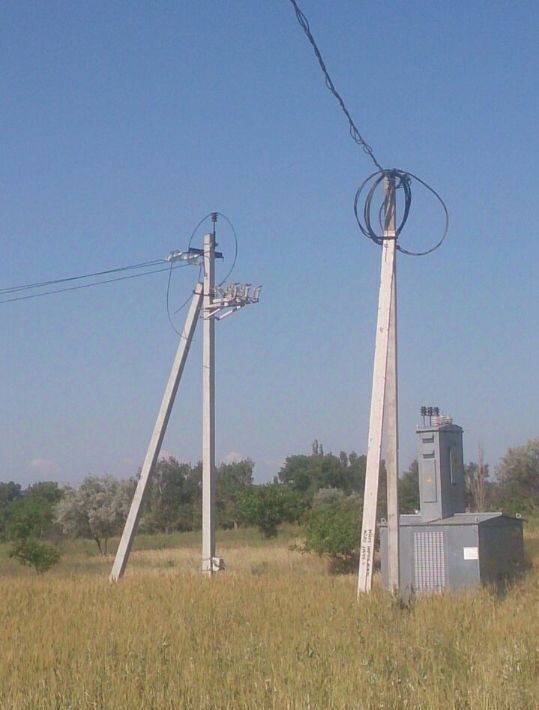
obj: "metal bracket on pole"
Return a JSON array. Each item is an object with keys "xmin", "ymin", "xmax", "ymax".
[
  {"xmin": 357, "ymin": 175, "xmax": 399, "ymax": 595},
  {"xmin": 205, "ymin": 283, "xmax": 261, "ymax": 321},
  {"xmin": 110, "ymin": 282, "xmax": 203, "ymax": 582}
]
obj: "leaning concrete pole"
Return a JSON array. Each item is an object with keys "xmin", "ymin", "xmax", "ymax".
[
  {"xmin": 110, "ymin": 283, "xmax": 203, "ymax": 582},
  {"xmin": 201, "ymin": 231, "xmax": 216, "ymax": 574},
  {"xmin": 357, "ymin": 175, "xmax": 397, "ymax": 595}
]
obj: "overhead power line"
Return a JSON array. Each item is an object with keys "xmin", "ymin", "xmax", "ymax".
[
  {"xmin": 0, "ymin": 263, "xmax": 191, "ymax": 305},
  {"xmin": 288, "ymin": 0, "xmax": 383, "ymax": 171},
  {"xmin": 0, "ymin": 258, "xmax": 165, "ymax": 296},
  {"xmin": 1, "ymin": 212, "xmax": 241, "ymax": 313},
  {"xmin": 287, "ymin": 0, "xmax": 448, "ymax": 257}
]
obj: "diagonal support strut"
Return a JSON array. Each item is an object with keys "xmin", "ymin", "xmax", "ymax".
[{"xmin": 110, "ymin": 282, "xmax": 203, "ymax": 581}]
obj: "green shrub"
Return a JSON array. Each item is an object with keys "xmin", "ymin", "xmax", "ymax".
[
  {"xmin": 237, "ymin": 484, "xmax": 305, "ymax": 537},
  {"xmin": 303, "ymin": 495, "xmax": 361, "ymax": 572},
  {"xmin": 9, "ymin": 539, "xmax": 61, "ymax": 574}
]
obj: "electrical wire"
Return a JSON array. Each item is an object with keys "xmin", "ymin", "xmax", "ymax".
[
  {"xmin": 390, "ymin": 171, "xmax": 449, "ymax": 256},
  {"xmin": 213, "ymin": 212, "xmax": 238, "ymax": 286},
  {"xmin": 166, "ymin": 262, "xmax": 181, "ymax": 335},
  {"xmin": 174, "ymin": 263, "xmax": 203, "ymax": 316},
  {"xmin": 354, "ymin": 169, "xmax": 448, "ymax": 256},
  {"xmin": 166, "ymin": 261, "xmax": 203, "ymax": 336},
  {"xmin": 288, "ymin": 0, "xmax": 449, "ymax": 257},
  {"xmin": 288, "ymin": 0, "xmax": 383, "ymax": 171},
  {"xmin": 164, "ymin": 212, "xmax": 216, "ymax": 334},
  {"xmin": 165, "ymin": 210, "xmax": 239, "ymax": 334},
  {"xmin": 0, "ymin": 263, "xmax": 190, "ymax": 305},
  {"xmin": 187, "ymin": 212, "xmax": 217, "ymax": 250},
  {"xmin": 165, "ymin": 210, "xmax": 239, "ymax": 333},
  {"xmin": 187, "ymin": 211, "xmax": 238, "ymax": 286},
  {"xmin": 0, "ymin": 258, "xmax": 164, "ymax": 295},
  {"xmin": 354, "ymin": 170, "xmax": 411, "ymax": 245}
]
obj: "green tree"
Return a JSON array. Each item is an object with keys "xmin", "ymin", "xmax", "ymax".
[
  {"xmin": 216, "ymin": 459, "xmax": 253, "ymax": 529},
  {"xmin": 312, "ymin": 487, "xmax": 345, "ymax": 508},
  {"xmin": 237, "ymin": 484, "xmax": 305, "ymax": 537},
  {"xmin": 26, "ymin": 481, "xmax": 64, "ymax": 505},
  {"xmin": 9, "ymin": 539, "xmax": 60, "ymax": 574},
  {"xmin": 3, "ymin": 496, "xmax": 55, "ymax": 541},
  {"xmin": 1, "ymin": 481, "xmax": 64, "ymax": 542},
  {"xmin": 276, "ymin": 454, "xmax": 315, "ymax": 495},
  {"xmin": 303, "ymin": 495, "xmax": 361, "ymax": 573},
  {"xmin": 465, "ymin": 446, "xmax": 491, "ymax": 512},
  {"xmin": 399, "ymin": 460, "xmax": 419, "ymax": 513},
  {"xmin": 2, "ymin": 481, "xmax": 63, "ymax": 572},
  {"xmin": 142, "ymin": 457, "xmax": 201, "ymax": 533},
  {"xmin": 494, "ymin": 437, "xmax": 539, "ymax": 514},
  {"xmin": 55, "ymin": 475, "xmax": 131, "ymax": 554},
  {"xmin": 0, "ymin": 481, "xmax": 22, "ymax": 506},
  {"xmin": 346, "ymin": 452, "xmax": 367, "ymax": 494},
  {"xmin": 277, "ymin": 442, "xmax": 366, "ymax": 502},
  {"xmin": 0, "ymin": 482, "xmax": 23, "ymax": 539}
]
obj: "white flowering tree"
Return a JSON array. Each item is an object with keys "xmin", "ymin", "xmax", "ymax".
[{"xmin": 55, "ymin": 475, "xmax": 133, "ymax": 555}]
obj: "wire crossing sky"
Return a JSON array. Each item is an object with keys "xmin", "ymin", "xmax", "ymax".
[
  {"xmin": 1, "ymin": 1, "xmax": 537, "ymax": 485},
  {"xmin": 0, "ymin": 261, "xmax": 193, "ymax": 304},
  {"xmin": 288, "ymin": 0, "xmax": 383, "ymax": 170},
  {"xmin": 289, "ymin": 0, "xmax": 449, "ymax": 258}
]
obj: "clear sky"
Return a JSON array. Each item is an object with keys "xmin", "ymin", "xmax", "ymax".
[{"xmin": 1, "ymin": 1, "xmax": 537, "ymax": 486}]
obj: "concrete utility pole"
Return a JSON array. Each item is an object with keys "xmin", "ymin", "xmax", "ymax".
[
  {"xmin": 110, "ymin": 283, "xmax": 203, "ymax": 582},
  {"xmin": 385, "ymin": 183, "xmax": 399, "ymax": 594},
  {"xmin": 202, "ymin": 229, "xmax": 217, "ymax": 574},
  {"xmin": 110, "ymin": 217, "xmax": 259, "ymax": 581},
  {"xmin": 357, "ymin": 175, "xmax": 399, "ymax": 595}
]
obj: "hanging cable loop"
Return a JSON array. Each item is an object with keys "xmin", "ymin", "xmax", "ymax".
[
  {"xmin": 354, "ymin": 168, "xmax": 449, "ymax": 256},
  {"xmin": 188, "ymin": 211, "xmax": 238, "ymax": 285},
  {"xmin": 288, "ymin": 0, "xmax": 449, "ymax": 258}
]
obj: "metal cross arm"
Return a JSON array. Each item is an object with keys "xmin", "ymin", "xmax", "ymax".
[
  {"xmin": 166, "ymin": 247, "xmax": 224, "ymax": 265},
  {"xmin": 188, "ymin": 247, "xmax": 223, "ymax": 260},
  {"xmin": 205, "ymin": 283, "xmax": 261, "ymax": 320}
]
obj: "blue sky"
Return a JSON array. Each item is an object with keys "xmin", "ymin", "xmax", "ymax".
[{"xmin": 1, "ymin": 1, "xmax": 537, "ymax": 485}]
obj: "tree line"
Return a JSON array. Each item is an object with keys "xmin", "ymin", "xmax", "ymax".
[{"xmin": 1, "ymin": 436, "xmax": 537, "ymax": 572}]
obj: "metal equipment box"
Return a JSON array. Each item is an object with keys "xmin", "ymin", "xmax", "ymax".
[
  {"xmin": 381, "ymin": 512, "xmax": 524, "ymax": 594},
  {"xmin": 380, "ymin": 413, "xmax": 525, "ymax": 594}
]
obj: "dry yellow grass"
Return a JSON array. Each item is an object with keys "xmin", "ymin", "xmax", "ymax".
[{"xmin": 0, "ymin": 526, "xmax": 537, "ymax": 709}]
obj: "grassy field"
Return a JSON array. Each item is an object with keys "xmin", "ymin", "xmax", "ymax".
[{"xmin": 0, "ymin": 524, "xmax": 537, "ymax": 709}]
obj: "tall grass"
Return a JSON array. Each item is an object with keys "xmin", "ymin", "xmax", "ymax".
[{"xmin": 0, "ymin": 525, "xmax": 537, "ymax": 709}]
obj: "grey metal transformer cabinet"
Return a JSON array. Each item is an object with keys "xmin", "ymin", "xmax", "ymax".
[
  {"xmin": 380, "ymin": 415, "xmax": 525, "ymax": 595},
  {"xmin": 381, "ymin": 512, "xmax": 524, "ymax": 594}
]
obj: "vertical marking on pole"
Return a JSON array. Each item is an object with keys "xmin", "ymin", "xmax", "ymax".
[
  {"xmin": 110, "ymin": 284, "xmax": 203, "ymax": 582},
  {"xmin": 202, "ymin": 233, "xmax": 216, "ymax": 574},
  {"xmin": 357, "ymin": 175, "xmax": 397, "ymax": 595}
]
